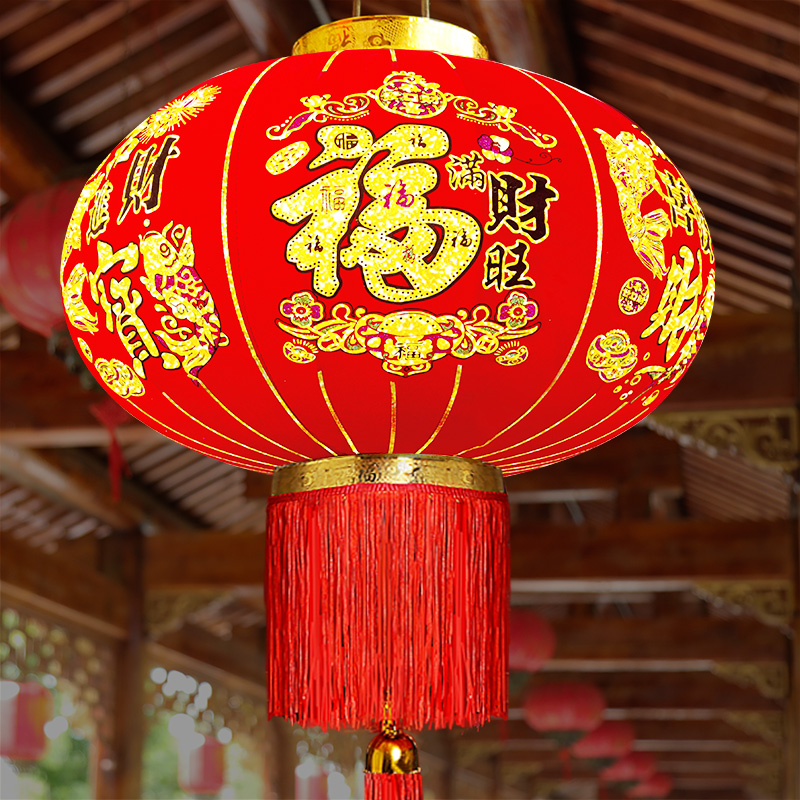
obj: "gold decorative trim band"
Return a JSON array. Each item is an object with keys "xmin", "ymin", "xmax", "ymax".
[
  {"xmin": 271, "ymin": 453, "xmax": 504, "ymax": 495},
  {"xmin": 293, "ymin": 15, "xmax": 488, "ymax": 59}
]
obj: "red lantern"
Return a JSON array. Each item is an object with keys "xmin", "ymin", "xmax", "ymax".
[
  {"xmin": 178, "ymin": 735, "xmax": 225, "ymax": 795},
  {"xmin": 627, "ymin": 772, "xmax": 673, "ymax": 798},
  {"xmin": 59, "ymin": 12, "xmax": 713, "ymax": 798},
  {"xmin": 509, "ymin": 609, "xmax": 556, "ymax": 673},
  {"xmin": 601, "ymin": 752, "xmax": 657, "ymax": 787},
  {"xmin": 571, "ymin": 720, "xmax": 635, "ymax": 768},
  {"xmin": 295, "ymin": 758, "xmax": 328, "ymax": 800},
  {"xmin": 0, "ymin": 681, "xmax": 53, "ymax": 761},
  {"xmin": 523, "ymin": 682, "xmax": 605, "ymax": 746},
  {"xmin": 0, "ymin": 180, "xmax": 84, "ymax": 337}
]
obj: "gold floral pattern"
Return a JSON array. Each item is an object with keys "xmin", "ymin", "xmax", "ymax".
[
  {"xmin": 267, "ymin": 71, "xmax": 557, "ymax": 150},
  {"xmin": 277, "ymin": 292, "xmax": 540, "ymax": 376},
  {"xmin": 95, "ymin": 358, "xmax": 145, "ymax": 397},
  {"xmin": 133, "ymin": 86, "xmax": 220, "ymax": 142},
  {"xmin": 62, "ymin": 264, "xmax": 99, "ymax": 333},
  {"xmin": 279, "ymin": 292, "xmax": 325, "ymax": 328},
  {"xmin": 587, "ymin": 329, "xmax": 638, "ymax": 382}
]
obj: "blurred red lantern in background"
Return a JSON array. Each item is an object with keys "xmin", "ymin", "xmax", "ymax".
[
  {"xmin": 571, "ymin": 720, "xmax": 635, "ymax": 768},
  {"xmin": 0, "ymin": 681, "xmax": 53, "ymax": 761},
  {"xmin": 178, "ymin": 734, "xmax": 225, "ymax": 796},
  {"xmin": 627, "ymin": 772, "xmax": 673, "ymax": 798},
  {"xmin": 601, "ymin": 752, "xmax": 657, "ymax": 788},
  {"xmin": 523, "ymin": 681, "xmax": 606, "ymax": 746},
  {"xmin": 508, "ymin": 608, "xmax": 556, "ymax": 673},
  {"xmin": 0, "ymin": 180, "xmax": 83, "ymax": 337}
]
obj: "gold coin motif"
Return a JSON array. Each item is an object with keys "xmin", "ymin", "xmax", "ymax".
[
  {"xmin": 618, "ymin": 277, "xmax": 650, "ymax": 315},
  {"xmin": 266, "ymin": 142, "xmax": 310, "ymax": 175}
]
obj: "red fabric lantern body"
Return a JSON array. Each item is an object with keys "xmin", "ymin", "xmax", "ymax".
[
  {"xmin": 571, "ymin": 720, "xmax": 635, "ymax": 768},
  {"xmin": 178, "ymin": 735, "xmax": 225, "ymax": 795},
  {"xmin": 0, "ymin": 681, "xmax": 53, "ymax": 761},
  {"xmin": 1, "ymin": 180, "xmax": 84, "ymax": 337},
  {"xmin": 508, "ymin": 609, "xmax": 556, "ymax": 672},
  {"xmin": 627, "ymin": 772, "xmax": 673, "ymax": 798},
  {"xmin": 523, "ymin": 682, "xmax": 605, "ymax": 746},
  {"xmin": 601, "ymin": 752, "xmax": 657, "ymax": 788},
  {"xmin": 59, "ymin": 14, "xmax": 713, "ymax": 783},
  {"xmin": 59, "ymin": 40, "xmax": 714, "ymax": 474}
]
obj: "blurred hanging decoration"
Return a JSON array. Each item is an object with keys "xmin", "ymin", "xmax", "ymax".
[
  {"xmin": 0, "ymin": 180, "xmax": 84, "ymax": 338},
  {"xmin": 508, "ymin": 608, "xmax": 556, "ymax": 697},
  {"xmin": 571, "ymin": 720, "xmax": 635, "ymax": 768},
  {"xmin": 177, "ymin": 734, "xmax": 225, "ymax": 796},
  {"xmin": 59, "ymin": 2, "xmax": 714, "ymax": 796},
  {"xmin": 626, "ymin": 772, "xmax": 673, "ymax": 798},
  {"xmin": 0, "ymin": 681, "xmax": 54, "ymax": 761},
  {"xmin": 523, "ymin": 681, "xmax": 606, "ymax": 779},
  {"xmin": 601, "ymin": 752, "xmax": 658, "ymax": 792},
  {"xmin": 509, "ymin": 608, "xmax": 557, "ymax": 673}
]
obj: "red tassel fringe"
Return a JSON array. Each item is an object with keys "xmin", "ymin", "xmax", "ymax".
[
  {"xmin": 364, "ymin": 772, "xmax": 423, "ymax": 800},
  {"xmin": 266, "ymin": 482, "xmax": 509, "ymax": 730}
]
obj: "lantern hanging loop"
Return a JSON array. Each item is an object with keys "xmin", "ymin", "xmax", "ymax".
[{"xmin": 292, "ymin": 14, "xmax": 487, "ymax": 58}]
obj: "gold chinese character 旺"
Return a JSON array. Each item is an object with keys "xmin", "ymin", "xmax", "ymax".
[
  {"xmin": 642, "ymin": 245, "xmax": 702, "ymax": 362},
  {"xmin": 483, "ymin": 241, "xmax": 534, "ymax": 293},
  {"xmin": 271, "ymin": 124, "xmax": 482, "ymax": 303}
]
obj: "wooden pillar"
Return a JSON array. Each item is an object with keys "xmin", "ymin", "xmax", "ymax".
[
  {"xmin": 98, "ymin": 528, "xmax": 145, "ymax": 799},
  {"xmin": 273, "ymin": 718, "xmax": 297, "ymax": 800}
]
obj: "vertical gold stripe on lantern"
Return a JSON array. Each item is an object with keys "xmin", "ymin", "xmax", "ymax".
[
  {"xmin": 162, "ymin": 392, "xmax": 294, "ymax": 463},
  {"xmin": 317, "ymin": 371, "xmax": 358, "ymax": 453},
  {"xmin": 416, "ymin": 365, "xmax": 462, "ymax": 454},
  {"xmin": 196, "ymin": 380, "xmax": 310, "ymax": 460},
  {"xmin": 128, "ymin": 401, "xmax": 274, "ymax": 471},
  {"xmin": 388, "ymin": 382, "xmax": 397, "ymax": 454},
  {"xmin": 460, "ymin": 71, "xmax": 605, "ymax": 459},
  {"xmin": 222, "ymin": 59, "xmax": 337, "ymax": 456}
]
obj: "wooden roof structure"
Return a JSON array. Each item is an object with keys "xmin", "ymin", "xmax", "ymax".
[{"xmin": 1, "ymin": 1, "xmax": 798, "ymax": 798}]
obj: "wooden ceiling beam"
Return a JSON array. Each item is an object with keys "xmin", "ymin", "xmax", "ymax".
[
  {"xmin": 145, "ymin": 516, "xmax": 792, "ymax": 590},
  {"xmin": 465, "ymin": 0, "xmax": 575, "ymax": 82},
  {"xmin": 0, "ymin": 443, "xmax": 195, "ymax": 533},
  {"xmin": 575, "ymin": 20, "xmax": 799, "ymax": 116},
  {"xmin": 460, "ymin": 719, "xmax": 768, "ymax": 745},
  {"xmin": 0, "ymin": 85, "xmax": 70, "ymax": 202},
  {"xmin": 510, "ymin": 672, "xmax": 781, "ymax": 712},
  {"xmin": 580, "ymin": 0, "xmax": 800, "ymax": 82},
  {"xmin": 0, "ymin": 529, "xmax": 128, "ymax": 638},
  {"xmin": 659, "ymin": 312, "xmax": 796, "ymax": 411}
]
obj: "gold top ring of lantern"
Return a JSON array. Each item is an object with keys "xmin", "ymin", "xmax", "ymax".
[
  {"xmin": 271, "ymin": 454, "xmax": 504, "ymax": 495},
  {"xmin": 293, "ymin": 15, "xmax": 488, "ymax": 59}
]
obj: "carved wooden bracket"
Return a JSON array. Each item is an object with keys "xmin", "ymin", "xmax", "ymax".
[
  {"xmin": 647, "ymin": 407, "xmax": 799, "ymax": 472},
  {"xmin": 712, "ymin": 661, "xmax": 789, "ymax": 699},
  {"xmin": 723, "ymin": 710, "xmax": 784, "ymax": 745},
  {"xmin": 694, "ymin": 580, "xmax": 794, "ymax": 628}
]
